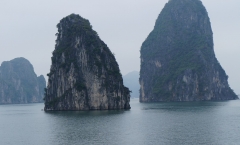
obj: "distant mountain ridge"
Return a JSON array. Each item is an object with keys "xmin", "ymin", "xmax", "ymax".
[
  {"xmin": 0, "ymin": 57, "xmax": 46, "ymax": 104},
  {"xmin": 123, "ymin": 71, "xmax": 139, "ymax": 98}
]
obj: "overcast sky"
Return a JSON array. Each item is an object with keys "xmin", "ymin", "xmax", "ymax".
[{"xmin": 0, "ymin": 0, "xmax": 239, "ymax": 94}]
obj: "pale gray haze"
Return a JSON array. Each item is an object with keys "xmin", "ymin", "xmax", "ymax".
[{"xmin": 0, "ymin": 0, "xmax": 239, "ymax": 94}]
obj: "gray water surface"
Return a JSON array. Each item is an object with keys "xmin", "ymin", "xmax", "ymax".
[{"xmin": 1, "ymin": 99, "xmax": 240, "ymax": 145}]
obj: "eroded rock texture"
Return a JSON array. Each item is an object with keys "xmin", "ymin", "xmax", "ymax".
[
  {"xmin": 44, "ymin": 14, "xmax": 130, "ymax": 110},
  {"xmin": 139, "ymin": 0, "xmax": 238, "ymax": 102}
]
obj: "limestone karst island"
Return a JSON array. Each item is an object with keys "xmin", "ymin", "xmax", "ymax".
[
  {"xmin": 0, "ymin": 57, "xmax": 46, "ymax": 104},
  {"xmin": 139, "ymin": 0, "xmax": 238, "ymax": 102},
  {"xmin": 44, "ymin": 14, "xmax": 131, "ymax": 111}
]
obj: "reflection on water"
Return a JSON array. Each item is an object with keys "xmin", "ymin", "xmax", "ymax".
[{"xmin": 1, "ymin": 99, "xmax": 240, "ymax": 145}]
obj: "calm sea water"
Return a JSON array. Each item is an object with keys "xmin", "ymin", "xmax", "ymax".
[{"xmin": 1, "ymin": 98, "xmax": 240, "ymax": 145}]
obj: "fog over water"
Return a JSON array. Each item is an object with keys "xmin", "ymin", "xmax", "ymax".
[{"xmin": 0, "ymin": 0, "xmax": 239, "ymax": 94}]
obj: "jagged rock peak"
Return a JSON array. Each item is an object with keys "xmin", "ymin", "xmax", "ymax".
[
  {"xmin": 0, "ymin": 57, "xmax": 46, "ymax": 104},
  {"xmin": 139, "ymin": 0, "xmax": 238, "ymax": 102},
  {"xmin": 44, "ymin": 14, "xmax": 131, "ymax": 111}
]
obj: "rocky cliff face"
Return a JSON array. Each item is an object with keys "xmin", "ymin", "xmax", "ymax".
[
  {"xmin": 0, "ymin": 57, "xmax": 46, "ymax": 104},
  {"xmin": 44, "ymin": 14, "xmax": 130, "ymax": 110},
  {"xmin": 139, "ymin": 0, "xmax": 238, "ymax": 102}
]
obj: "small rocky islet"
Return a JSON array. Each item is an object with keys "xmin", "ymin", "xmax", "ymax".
[
  {"xmin": 44, "ymin": 14, "xmax": 131, "ymax": 111},
  {"xmin": 139, "ymin": 0, "xmax": 238, "ymax": 102},
  {"xmin": 0, "ymin": 57, "xmax": 46, "ymax": 104}
]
